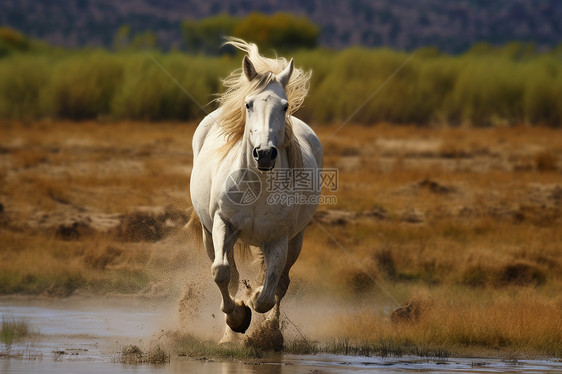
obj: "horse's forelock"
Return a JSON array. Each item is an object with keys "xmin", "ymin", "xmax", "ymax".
[{"xmin": 215, "ymin": 38, "xmax": 308, "ymax": 169}]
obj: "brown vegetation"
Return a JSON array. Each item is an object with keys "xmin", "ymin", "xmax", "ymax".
[{"xmin": 0, "ymin": 120, "xmax": 561, "ymax": 356}]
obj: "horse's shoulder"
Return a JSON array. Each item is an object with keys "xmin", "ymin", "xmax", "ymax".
[
  {"xmin": 290, "ymin": 116, "xmax": 323, "ymax": 166},
  {"xmin": 193, "ymin": 108, "xmax": 222, "ymax": 158}
]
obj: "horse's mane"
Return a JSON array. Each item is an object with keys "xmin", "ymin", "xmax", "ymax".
[{"xmin": 216, "ymin": 37, "xmax": 310, "ymax": 169}]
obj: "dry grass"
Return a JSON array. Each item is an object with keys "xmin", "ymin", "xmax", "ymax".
[
  {"xmin": 0, "ymin": 120, "xmax": 561, "ymax": 357},
  {"xmin": 0, "ymin": 120, "xmax": 193, "ymax": 218},
  {"xmin": 329, "ymin": 289, "xmax": 562, "ymax": 357}
]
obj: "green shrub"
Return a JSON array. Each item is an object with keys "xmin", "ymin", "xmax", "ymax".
[
  {"xmin": 0, "ymin": 56, "xmax": 50, "ymax": 119},
  {"xmin": 112, "ymin": 53, "xmax": 230, "ymax": 120},
  {"xmin": 524, "ymin": 59, "xmax": 562, "ymax": 126},
  {"xmin": 42, "ymin": 52, "xmax": 123, "ymax": 119},
  {"xmin": 0, "ymin": 44, "xmax": 560, "ymax": 126},
  {"xmin": 445, "ymin": 57, "xmax": 526, "ymax": 126}
]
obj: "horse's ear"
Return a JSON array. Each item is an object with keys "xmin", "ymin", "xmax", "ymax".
[
  {"xmin": 243, "ymin": 55, "xmax": 257, "ymax": 81},
  {"xmin": 277, "ymin": 59, "xmax": 294, "ymax": 88}
]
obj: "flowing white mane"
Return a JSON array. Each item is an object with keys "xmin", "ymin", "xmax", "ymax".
[{"xmin": 216, "ymin": 37, "xmax": 310, "ymax": 168}]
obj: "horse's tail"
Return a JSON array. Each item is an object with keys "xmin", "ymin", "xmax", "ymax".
[{"xmin": 186, "ymin": 207, "xmax": 203, "ymax": 250}]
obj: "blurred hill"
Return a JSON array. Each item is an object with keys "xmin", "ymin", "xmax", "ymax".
[{"xmin": 2, "ymin": 0, "xmax": 561, "ymax": 52}]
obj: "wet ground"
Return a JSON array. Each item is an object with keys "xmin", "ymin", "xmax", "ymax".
[{"xmin": 1, "ymin": 298, "xmax": 562, "ymax": 373}]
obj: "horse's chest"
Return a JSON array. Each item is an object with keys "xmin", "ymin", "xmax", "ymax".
[{"xmin": 223, "ymin": 200, "xmax": 293, "ymax": 244}]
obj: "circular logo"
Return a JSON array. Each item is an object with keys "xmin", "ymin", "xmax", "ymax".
[{"xmin": 225, "ymin": 168, "xmax": 262, "ymax": 206}]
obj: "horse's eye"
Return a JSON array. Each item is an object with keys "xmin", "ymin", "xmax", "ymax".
[
  {"xmin": 245, "ymin": 103, "xmax": 250, "ymax": 110},
  {"xmin": 283, "ymin": 104, "xmax": 289, "ymax": 112}
]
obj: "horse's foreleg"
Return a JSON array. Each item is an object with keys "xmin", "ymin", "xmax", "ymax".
[
  {"xmin": 249, "ymin": 235, "xmax": 288, "ymax": 314},
  {"xmin": 203, "ymin": 224, "xmax": 239, "ymax": 295},
  {"xmin": 211, "ymin": 214, "xmax": 237, "ymax": 313},
  {"xmin": 211, "ymin": 213, "xmax": 251, "ymax": 333}
]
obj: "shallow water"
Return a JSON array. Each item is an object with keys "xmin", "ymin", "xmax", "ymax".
[{"xmin": 1, "ymin": 299, "xmax": 561, "ymax": 373}]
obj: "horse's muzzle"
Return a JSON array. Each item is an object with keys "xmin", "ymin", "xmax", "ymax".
[{"xmin": 253, "ymin": 145, "xmax": 277, "ymax": 171}]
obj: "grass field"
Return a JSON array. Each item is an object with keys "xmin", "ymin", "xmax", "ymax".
[{"xmin": 0, "ymin": 120, "xmax": 561, "ymax": 357}]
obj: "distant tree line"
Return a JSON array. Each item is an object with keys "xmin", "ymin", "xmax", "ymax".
[
  {"xmin": 181, "ymin": 12, "xmax": 319, "ymax": 54},
  {"xmin": 3, "ymin": 0, "xmax": 562, "ymax": 53},
  {"xmin": 0, "ymin": 27, "xmax": 31, "ymax": 57},
  {"xmin": 94, "ymin": 12, "xmax": 320, "ymax": 54}
]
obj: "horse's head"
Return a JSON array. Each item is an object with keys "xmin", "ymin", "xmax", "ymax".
[{"xmin": 243, "ymin": 56, "xmax": 293, "ymax": 172}]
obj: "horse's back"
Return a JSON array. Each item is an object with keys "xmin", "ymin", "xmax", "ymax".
[
  {"xmin": 192, "ymin": 108, "xmax": 222, "ymax": 160},
  {"xmin": 190, "ymin": 108, "xmax": 225, "ymax": 232}
]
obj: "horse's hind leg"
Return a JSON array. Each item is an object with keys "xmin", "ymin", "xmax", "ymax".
[
  {"xmin": 249, "ymin": 230, "xmax": 303, "ymax": 351},
  {"xmin": 211, "ymin": 213, "xmax": 251, "ymax": 334},
  {"xmin": 202, "ymin": 224, "xmax": 214, "ymax": 261},
  {"xmin": 266, "ymin": 229, "xmax": 304, "ymax": 329},
  {"xmin": 249, "ymin": 235, "xmax": 288, "ymax": 314}
]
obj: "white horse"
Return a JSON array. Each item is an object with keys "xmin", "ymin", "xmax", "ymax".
[{"xmin": 188, "ymin": 38, "xmax": 322, "ymax": 344}]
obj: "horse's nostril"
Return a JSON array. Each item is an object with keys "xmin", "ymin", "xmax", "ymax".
[
  {"xmin": 270, "ymin": 147, "xmax": 278, "ymax": 160},
  {"xmin": 252, "ymin": 147, "xmax": 259, "ymax": 160}
]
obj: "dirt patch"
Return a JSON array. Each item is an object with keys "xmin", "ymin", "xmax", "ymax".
[
  {"xmin": 399, "ymin": 209, "xmax": 425, "ymax": 223},
  {"xmin": 314, "ymin": 210, "xmax": 357, "ymax": 226},
  {"xmin": 362, "ymin": 207, "xmax": 389, "ymax": 220},
  {"xmin": 494, "ymin": 262, "xmax": 546, "ymax": 287},
  {"xmin": 314, "ymin": 208, "xmax": 391, "ymax": 226},
  {"xmin": 117, "ymin": 206, "xmax": 188, "ymax": 242},
  {"xmin": 56, "ymin": 220, "xmax": 94, "ymax": 240},
  {"xmin": 462, "ymin": 261, "xmax": 547, "ymax": 288},
  {"xmin": 396, "ymin": 178, "xmax": 459, "ymax": 199},
  {"xmin": 27, "ymin": 208, "xmax": 122, "ymax": 235},
  {"xmin": 512, "ymin": 205, "xmax": 561, "ymax": 226},
  {"xmin": 418, "ymin": 178, "xmax": 457, "ymax": 194},
  {"xmin": 375, "ymin": 138, "xmax": 442, "ymax": 157}
]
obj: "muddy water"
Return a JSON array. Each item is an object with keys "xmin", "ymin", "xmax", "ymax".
[{"xmin": 1, "ymin": 298, "xmax": 562, "ymax": 373}]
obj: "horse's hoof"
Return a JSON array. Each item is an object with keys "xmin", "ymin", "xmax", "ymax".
[
  {"xmin": 226, "ymin": 300, "xmax": 252, "ymax": 334},
  {"xmin": 250, "ymin": 287, "xmax": 275, "ymax": 313}
]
